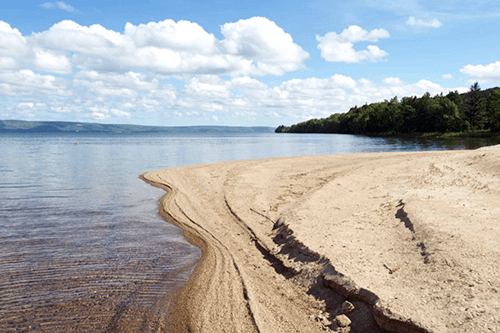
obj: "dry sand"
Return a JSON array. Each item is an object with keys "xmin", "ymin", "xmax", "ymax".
[{"xmin": 142, "ymin": 145, "xmax": 500, "ymax": 333}]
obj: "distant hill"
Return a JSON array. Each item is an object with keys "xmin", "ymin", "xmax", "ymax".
[{"xmin": 0, "ymin": 120, "xmax": 275, "ymax": 134}]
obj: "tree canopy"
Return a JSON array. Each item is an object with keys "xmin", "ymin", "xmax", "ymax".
[{"xmin": 277, "ymin": 83, "xmax": 500, "ymax": 135}]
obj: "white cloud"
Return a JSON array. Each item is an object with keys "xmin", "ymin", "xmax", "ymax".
[
  {"xmin": 166, "ymin": 74, "xmax": 463, "ymax": 121},
  {"xmin": 27, "ymin": 17, "xmax": 308, "ymax": 76},
  {"xmin": 0, "ymin": 57, "xmax": 20, "ymax": 70},
  {"xmin": 0, "ymin": 70, "xmax": 70, "ymax": 96},
  {"xmin": 460, "ymin": 61, "xmax": 500, "ymax": 81},
  {"xmin": 51, "ymin": 106, "xmax": 76, "ymax": 113},
  {"xmin": 262, "ymin": 76, "xmax": 431, "ymax": 118},
  {"xmin": 0, "ymin": 21, "xmax": 28, "ymax": 58},
  {"xmin": 125, "ymin": 20, "xmax": 218, "ymax": 53},
  {"xmin": 16, "ymin": 102, "xmax": 45, "ymax": 109},
  {"xmin": 31, "ymin": 20, "xmax": 125, "ymax": 60},
  {"xmin": 0, "ymin": 17, "xmax": 310, "ymax": 122},
  {"xmin": 73, "ymin": 71, "xmax": 159, "ymax": 98},
  {"xmin": 32, "ymin": 49, "xmax": 72, "ymax": 74},
  {"xmin": 184, "ymin": 77, "xmax": 231, "ymax": 99},
  {"xmin": 0, "ymin": 21, "xmax": 74, "ymax": 73},
  {"xmin": 40, "ymin": 2, "xmax": 78, "ymax": 13},
  {"xmin": 0, "ymin": 18, "xmax": 469, "ymax": 124},
  {"xmin": 91, "ymin": 112, "xmax": 111, "ymax": 120},
  {"xmin": 17, "ymin": 102, "xmax": 34, "ymax": 108},
  {"xmin": 11, "ymin": 102, "xmax": 46, "ymax": 118},
  {"xmin": 382, "ymin": 77, "xmax": 406, "ymax": 86},
  {"xmin": 89, "ymin": 106, "xmax": 112, "ymax": 120},
  {"xmin": 3, "ymin": 71, "xmax": 467, "ymax": 122},
  {"xmin": 316, "ymin": 25, "xmax": 390, "ymax": 63},
  {"xmin": 220, "ymin": 17, "xmax": 310, "ymax": 75},
  {"xmin": 442, "ymin": 73, "xmax": 453, "ymax": 80},
  {"xmin": 110, "ymin": 109, "xmax": 131, "ymax": 118},
  {"xmin": 211, "ymin": 115, "xmax": 219, "ymax": 121},
  {"xmin": 406, "ymin": 16, "xmax": 442, "ymax": 28}
]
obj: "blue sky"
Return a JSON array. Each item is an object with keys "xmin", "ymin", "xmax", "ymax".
[{"xmin": 1, "ymin": 0, "xmax": 500, "ymax": 127}]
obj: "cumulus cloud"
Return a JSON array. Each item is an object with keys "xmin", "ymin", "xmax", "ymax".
[
  {"xmin": 0, "ymin": 21, "xmax": 74, "ymax": 73},
  {"xmin": 184, "ymin": 77, "xmax": 232, "ymax": 100},
  {"xmin": 2, "ymin": 69, "xmax": 467, "ymax": 122},
  {"xmin": 5, "ymin": 101, "xmax": 46, "ymax": 118},
  {"xmin": 26, "ymin": 17, "xmax": 308, "ymax": 76},
  {"xmin": 16, "ymin": 102, "xmax": 46, "ymax": 110},
  {"xmin": 0, "ymin": 17, "xmax": 310, "ymax": 121},
  {"xmin": 158, "ymin": 74, "xmax": 463, "ymax": 121},
  {"xmin": 382, "ymin": 77, "xmax": 406, "ymax": 86},
  {"xmin": 442, "ymin": 73, "xmax": 453, "ymax": 80},
  {"xmin": 51, "ymin": 106, "xmax": 75, "ymax": 113},
  {"xmin": 249, "ymin": 75, "xmax": 454, "ymax": 119},
  {"xmin": 221, "ymin": 17, "xmax": 309, "ymax": 74},
  {"xmin": 40, "ymin": 2, "xmax": 78, "ymax": 13},
  {"xmin": 73, "ymin": 71, "xmax": 159, "ymax": 98},
  {"xmin": 90, "ymin": 111, "xmax": 111, "ymax": 120},
  {"xmin": 87, "ymin": 106, "xmax": 131, "ymax": 120},
  {"xmin": 0, "ymin": 57, "xmax": 20, "ymax": 70},
  {"xmin": 110, "ymin": 109, "xmax": 131, "ymax": 118},
  {"xmin": 406, "ymin": 16, "xmax": 442, "ymax": 28},
  {"xmin": 0, "ymin": 70, "xmax": 70, "ymax": 96},
  {"xmin": 316, "ymin": 25, "xmax": 390, "ymax": 63},
  {"xmin": 0, "ymin": 18, "xmax": 467, "ymax": 123},
  {"xmin": 0, "ymin": 21, "xmax": 28, "ymax": 58},
  {"xmin": 460, "ymin": 61, "xmax": 500, "ymax": 81},
  {"xmin": 32, "ymin": 49, "xmax": 72, "ymax": 74}
]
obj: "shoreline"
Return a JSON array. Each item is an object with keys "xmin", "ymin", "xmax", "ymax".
[{"xmin": 142, "ymin": 145, "xmax": 500, "ymax": 333}]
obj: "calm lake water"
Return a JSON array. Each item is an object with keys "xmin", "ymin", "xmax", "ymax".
[{"xmin": 1, "ymin": 132, "xmax": 498, "ymax": 332}]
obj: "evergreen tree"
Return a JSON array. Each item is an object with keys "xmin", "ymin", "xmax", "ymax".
[
  {"xmin": 486, "ymin": 89, "xmax": 500, "ymax": 131},
  {"xmin": 275, "ymin": 125, "xmax": 287, "ymax": 133},
  {"xmin": 463, "ymin": 82, "xmax": 485, "ymax": 130}
]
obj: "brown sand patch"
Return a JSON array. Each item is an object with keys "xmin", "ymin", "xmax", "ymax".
[{"xmin": 143, "ymin": 145, "xmax": 500, "ymax": 333}]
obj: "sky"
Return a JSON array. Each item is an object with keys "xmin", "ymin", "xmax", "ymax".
[{"xmin": 1, "ymin": 0, "xmax": 500, "ymax": 127}]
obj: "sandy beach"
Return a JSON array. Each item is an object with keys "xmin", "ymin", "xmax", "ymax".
[{"xmin": 142, "ymin": 145, "xmax": 500, "ymax": 333}]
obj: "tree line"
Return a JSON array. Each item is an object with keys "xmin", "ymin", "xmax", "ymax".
[{"xmin": 276, "ymin": 83, "xmax": 500, "ymax": 135}]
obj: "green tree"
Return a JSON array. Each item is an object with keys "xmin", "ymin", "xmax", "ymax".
[
  {"xmin": 445, "ymin": 90, "xmax": 466, "ymax": 130},
  {"xmin": 275, "ymin": 125, "xmax": 287, "ymax": 133},
  {"xmin": 439, "ymin": 97, "xmax": 462, "ymax": 132},
  {"xmin": 463, "ymin": 82, "xmax": 485, "ymax": 130},
  {"xmin": 486, "ymin": 88, "xmax": 500, "ymax": 131},
  {"xmin": 412, "ymin": 92, "xmax": 432, "ymax": 132}
]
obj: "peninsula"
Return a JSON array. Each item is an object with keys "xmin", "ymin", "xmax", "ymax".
[{"xmin": 143, "ymin": 145, "xmax": 500, "ymax": 333}]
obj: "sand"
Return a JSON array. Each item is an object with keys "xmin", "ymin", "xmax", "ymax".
[{"xmin": 142, "ymin": 145, "xmax": 500, "ymax": 333}]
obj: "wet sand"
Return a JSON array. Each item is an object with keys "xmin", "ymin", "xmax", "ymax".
[{"xmin": 143, "ymin": 145, "xmax": 500, "ymax": 333}]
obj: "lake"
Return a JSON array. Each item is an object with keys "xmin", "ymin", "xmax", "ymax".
[{"xmin": 0, "ymin": 132, "xmax": 498, "ymax": 332}]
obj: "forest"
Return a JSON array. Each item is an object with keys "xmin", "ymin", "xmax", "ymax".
[{"xmin": 276, "ymin": 83, "xmax": 500, "ymax": 136}]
